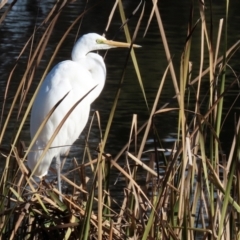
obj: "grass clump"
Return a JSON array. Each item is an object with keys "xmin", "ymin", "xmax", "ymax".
[{"xmin": 1, "ymin": 1, "xmax": 240, "ymax": 240}]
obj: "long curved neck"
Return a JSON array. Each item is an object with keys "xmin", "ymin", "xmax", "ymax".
[
  {"xmin": 78, "ymin": 53, "xmax": 106, "ymax": 104},
  {"xmin": 71, "ymin": 37, "xmax": 90, "ymax": 61}
]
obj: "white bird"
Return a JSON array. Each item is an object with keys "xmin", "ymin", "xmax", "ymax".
[{"xmin": 28, "ymin": 33, "xmax": 140, "ymax": 198}]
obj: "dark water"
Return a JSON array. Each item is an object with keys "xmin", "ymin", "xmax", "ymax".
[{"xmin": 0, "ymin": 1, "xmax": 240, "ymax": 196}]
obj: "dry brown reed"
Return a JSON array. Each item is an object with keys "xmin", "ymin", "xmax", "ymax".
[{"xmin": 0, "ymin": 1, "xmax": 240, "ymax": 240}]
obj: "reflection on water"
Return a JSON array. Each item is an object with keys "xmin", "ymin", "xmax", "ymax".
[{"xmin": 0, "ymin": 0, "xmax": 240, "ymax": 193}]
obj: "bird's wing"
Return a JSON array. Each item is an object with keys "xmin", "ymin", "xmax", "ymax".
[{"xmin": 30, "ymin": 60, "xmax": 93, "ymax": 140}]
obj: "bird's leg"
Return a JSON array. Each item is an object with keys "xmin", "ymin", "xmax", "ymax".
[{"xmin": 56, "ymin": 156, "xmax": 62, "ymax": 201}]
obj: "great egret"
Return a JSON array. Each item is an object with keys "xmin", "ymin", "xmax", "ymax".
[{"xmin": 28, "ymin": 33, "xmax": 140, "ymax": 198}]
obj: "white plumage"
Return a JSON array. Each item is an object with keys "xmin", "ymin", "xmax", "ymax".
[{"xmin": 27, "ymin": 33, "xmax": 140, "ymax": 196}]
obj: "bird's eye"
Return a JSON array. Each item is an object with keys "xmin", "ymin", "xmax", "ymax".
[{"xmin": 96, "ymin": 39, "xmax": 104, "ymax": 44}]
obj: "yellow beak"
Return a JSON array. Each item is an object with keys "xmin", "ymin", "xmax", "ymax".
[{"xmin": 103, "ymin": 39, "xmax": 141, "ymax": 48}]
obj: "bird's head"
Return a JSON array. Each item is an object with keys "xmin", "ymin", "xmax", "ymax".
[{"xmin": 71, "ymin": 33, "xmax": 141, "ymax": 61}]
